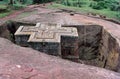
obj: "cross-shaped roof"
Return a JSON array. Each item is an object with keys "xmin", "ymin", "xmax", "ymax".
[{"xmin": 15, "ymin": 23, "xmax": 78, "ymax": 43}]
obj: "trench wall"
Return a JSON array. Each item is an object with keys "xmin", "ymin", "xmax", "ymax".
[
  {"xmin": 65, "ymin": 25, "xmax": 102, "ymax": 65},
  {"xmin": 0, "ymin": 21, "xmax": 35, "ymax": 42},
  {"xmin": 69, "ymin": 25, "xmax": 120, "ymax": 72},
  {"xmin": 0, "ymin": 23, "xmax": 11, "ymax": 40},
  {"xmin": 98, "ymin": 28, "xmax": 120, "ymax": 72},
  {"xmin": 0, "ymin": 22, "xmax": 120, "ymax": 72}
]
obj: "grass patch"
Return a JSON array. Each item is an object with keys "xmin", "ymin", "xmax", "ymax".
[
  {"xmin": 0, "ymin": 5, "xmax": 7, "ymax": 9},
  {"xmin": 0, "ymin": 4, "xmax": 12, "ymax": 18},
  {"xmin": 48, "ymin": 3, "xmax": 118, "ymax": 19},
  {"xmin": 0, "ymin": 11, "xmax": 12, "ymax": 18},
  {"xmin": 0, "ymin": 3, "xmax": 26, "ymax": 18},
  {"xmin": 12, "ymin": 4, "xmax": 26, "ymax": 10}
]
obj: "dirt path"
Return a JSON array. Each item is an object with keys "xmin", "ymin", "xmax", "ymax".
[
  {"xmin": 0, "ymin": 9, "xmax": 28, "ymax": 21},
  {"xmin": 0, "ymin": 10, "xmax": 25, "ymax": 21},
  {"xmin": 0, "ymin": 3, "xmax": 53, "ymax": 21},
  {"xmin": 0, "ymin": 4, "xmax": 47, "ymax": 24}
]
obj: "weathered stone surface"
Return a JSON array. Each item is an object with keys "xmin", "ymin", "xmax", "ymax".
[
  {"xmin": 98, "ymin": 28, "xmax": 120, "ymax": 72},
  {"xmin": 14, "ymin": 23, "xmax": 120, "ymax": 71},
  {"xmin": 76, "ymin": 25, "xmax": 102, "ymax": 60},
  {"xmin": 1, "ymin": 5, "xmax": 120, "ymax": 73},
  {"xmin": 0, "ymin": 37, "xmax": 120, "ymax": 79},
  {"xmin": 15, "ymin": 23, "xmax": 79, "ymax": 59},
  {"xmin": 63, "ymin": 25, "xmax": 120, "ymax": 72}
]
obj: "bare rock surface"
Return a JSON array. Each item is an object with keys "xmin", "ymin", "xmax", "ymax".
[
  {"xmin": 11, "ymin": 6, "xmax": 120, "ymax": 44},
  {"xmin": 0, "ymin": 37, "xmax": 120, "ymax": 79},
  {"xmin": 12, "ymin": 6, "xmax": 79, "ymax": 25},
  {"xmin": 0, "ymin": 4, "xmax": 120, "ymax": 79}
]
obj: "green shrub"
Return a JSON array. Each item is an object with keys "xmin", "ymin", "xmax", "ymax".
[
  {"xmin": 0, "ymin": 11, "xmax": 12, "ymax": 18},
  {"xmin": 12, "ymin": 4, "xmax": 26, "ymax": 10},
  {"xmin": 109, "ymin": 4, "xmax": 120, "ymax": 11},
  {"xmin": 0, "ymin": 5, "xmax": 7, "ymax": 9},
  {"xmin": 116, "ymin": 12, "xmax": 120, "ymax": 20},
  {"xmin": 90, "ymin": 0, "xmax": 120, "ymax": 11},
  {"xmin": 0, "ymin": 5, "xmax": 10, "ymax": 12},
  {"xmin": 61, "ymin": 0, "xmax": 85, "ymax": 7},
  {"xmin": 22, "ymin": 0, "xmax": 33, "ymax": 4},
  {"xmin": 92, "ymin": 0, "xmax": 104, "ymax": 1},
  {"xmin": 90, "ymin": 1, "xmax": 107, "ymax": 10}
]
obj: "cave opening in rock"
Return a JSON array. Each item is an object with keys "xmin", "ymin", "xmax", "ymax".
[{"xmin": 0, "ymin": 21, "xmax": 120, "ymax": 72}]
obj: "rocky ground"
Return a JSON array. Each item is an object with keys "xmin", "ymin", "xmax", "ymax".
[
  {"xmin": 0, "ymin": 4, "xmax": 120, "ymax": 79},
  {"xmin": 8, "ymin": 4, "xmax": 120, "ymax": 42},
  {"xmin": 0, "ymin": 37, "xmax": 120, "ymax": 79}
]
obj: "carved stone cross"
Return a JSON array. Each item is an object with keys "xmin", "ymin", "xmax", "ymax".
[{"xmin": 15, "ymin": 23, "xmax": 79, "ymax": 60}]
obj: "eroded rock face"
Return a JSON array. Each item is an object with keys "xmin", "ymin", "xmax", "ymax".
[
  {"xmin": 76, "ymin": 25, "xmax": 102, "ymax": 60},
  {"xmin": 1, "ymin": 21, "xmax": 120, "ymax": 72},
  {"xmin": 0, "ymin": 37, "xmax": 120, "ymax": 79},
  {"xmin": 98, "ymin": 28, "xmax": 120, "ymax": 71},
  {"xmin": 0, "ymin": 6, "xmax": 120, "ymax": 76}
]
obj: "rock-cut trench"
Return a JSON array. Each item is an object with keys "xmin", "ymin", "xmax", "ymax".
[{"xmin": 0, "ymin": 21, "xmax": 120, "ymax": 72}]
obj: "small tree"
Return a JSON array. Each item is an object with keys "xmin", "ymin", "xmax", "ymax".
[
  {"xmin": 66, "ymin": 0, "xmax": 70, "ymax": 6},
  {"xmin": 9, "ymin": 0, "xmax": 14, "ymax": 5}
]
